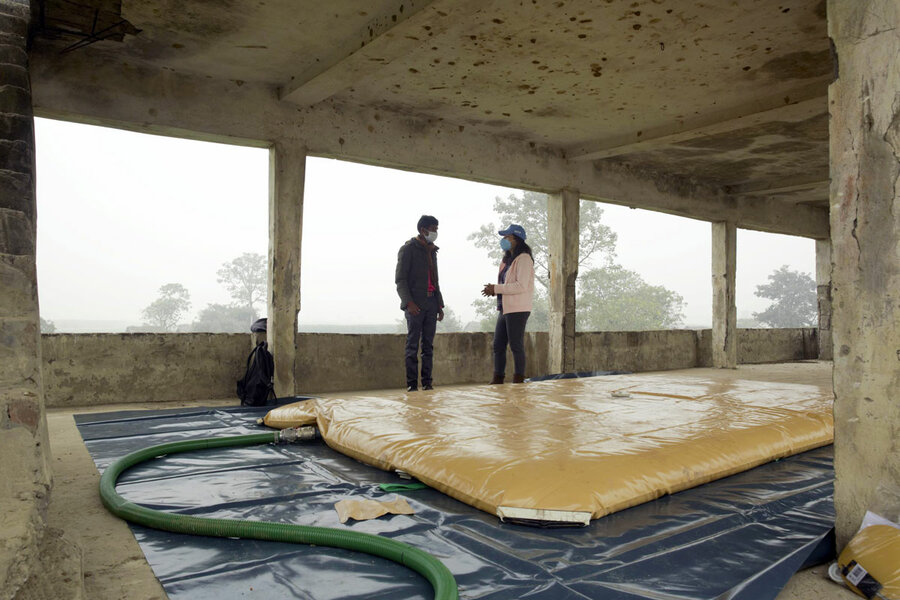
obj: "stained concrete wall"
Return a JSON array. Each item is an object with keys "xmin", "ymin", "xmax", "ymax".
[
  {"xmin": 737, "ymin": 328, "xmax": 818, "ymax": 364},
  {"xmin": 295, "ymin": 332, "xmax": 541, "ymax": 392},
  {"xmin": 696, "ymin": 328, "xmax": 819, "ymax": 367},
  {"xmin": 828, "ymin": 0, "xmax": 900, "ymax": 546},
  {"xmin": 576, "ymin": 331, "xmax": 700, "ymax": 372},
  {"xmin": 41, "ymin": 333, "xmax": 250, "ymax": 407},
  {"xmin": 0, "ymin": 2, "xmax": 60, "ymax": 597},
  {"xmin": 41, "ymin": 328, "xmax": 819, "ymax": 407}
]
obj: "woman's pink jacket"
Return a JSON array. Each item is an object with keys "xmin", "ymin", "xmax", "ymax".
[{"xmin": 495, "ymin": 253, "xmax": 535, "ymax": 314}]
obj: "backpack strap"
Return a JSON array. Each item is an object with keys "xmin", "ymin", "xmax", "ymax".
[{"xmin": 260, "ymin": 341, "xmax": 278, "ymax": 403}]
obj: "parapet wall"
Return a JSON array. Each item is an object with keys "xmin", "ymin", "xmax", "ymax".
[
  {"xmin": 41, "ymin": 328, "xmax": 819, "ymax": 407},
  {"xmin": 41, "ymin": 333, "xmax": 250, "ymax": 408}
]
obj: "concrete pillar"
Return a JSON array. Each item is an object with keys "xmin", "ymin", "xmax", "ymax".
[
  {"xmin": 0, "ymin": 0, "xmax": 54, "ymax": 594},
  {"xmin": 815, "ymin": 238, "xmax": 833, "ymax": 361},
  {"xmin": 548, "ymin": 189, "xmax": 580, "ymax": 374},
  {"xmin": 828, "ymin": 0, "xmax": 900, "ymax": 547},
  {"xmin": 267, "ymin": 141, "xmax": 305, "ymax": 397},
  {"xmin": 711, "ymin": 221, "xmax": 737, "ymax": 368}
]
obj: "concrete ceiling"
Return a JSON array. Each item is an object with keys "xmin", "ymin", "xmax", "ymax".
[{"xmin": 30, "ymin": 0, "xmax": 832, "ymax": 231}]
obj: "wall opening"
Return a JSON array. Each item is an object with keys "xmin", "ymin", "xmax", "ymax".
[
  {"xmin": 35, "ymin": 118, "xmax": 269, "ymax": 333},
  {"xmin": 300, "ymin": 157, "xmax": 516, "ymax": 333},
  {"xmin": 736, "ymin": 229, "xmax": 817, "ymax": 328},
  {"xmin": 576, "ymin": 203, "xmax": 710, "ymax": 332}
]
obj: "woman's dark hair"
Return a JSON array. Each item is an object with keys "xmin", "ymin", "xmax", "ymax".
[{"xmin": 503, "ymin": 235, "xmax": 533, "ymax": 263}]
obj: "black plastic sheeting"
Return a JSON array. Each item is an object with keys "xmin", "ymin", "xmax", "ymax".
[
  {"xmin": 526, "ymin": 370, "xmax": 631, "ymax": 382},
  {"xmin": 76, "ymin": 404, "xmax": 835, "ymax": 600}
]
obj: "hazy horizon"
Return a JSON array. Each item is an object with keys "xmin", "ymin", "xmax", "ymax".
[{"xmin": 44, "ymin": 317, "xmax": 738, "ymax": 335}]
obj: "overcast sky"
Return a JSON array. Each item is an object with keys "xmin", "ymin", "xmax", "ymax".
[{"xmin": 35, "ymin": 117, "xmax": 816, "ymax": 330}]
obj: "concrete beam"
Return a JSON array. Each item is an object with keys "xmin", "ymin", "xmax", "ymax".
[
  {"xmin": 569, "ymin": 81, "xmax": 828, "ymax": 161},
  {"xmin": 279, "ymin": 0, "xmax": 436, "ymax": 105},
  {"xmin": 29, "ymin": 49, "xmax": 828, "ymax": 239},
  {"xmin": 828, "ymin": 0, "xmax": 900, "ymax": 548},
  {"xmin": 795, "ymin": 197, "xmax": 829, "ymax": 206},
  {"xmin": 726, "ymin": 175, "xmax": 830, "ymax": 196},
  {"xmin": 815, "ymin": 239, "xmax": 832, "ymax": 361},
  {"xmin": 280, "ymin": 0, "xmax": 485, "ymax": 106},
  {"xmin": 584, "ymin": 162, "xmax": 828, "ymax": 239},
  {"xmin": 267, "ymin": 141, "xmax": 306, "ymax": 397},
  {"xmin": 547, "ymin": 189, "xmax": 579, "ymax": 374},
  {"xmin": 711, "ymin": 221, "xmax": 737, "ymax": 369}
]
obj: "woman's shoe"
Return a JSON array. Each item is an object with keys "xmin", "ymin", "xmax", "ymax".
[
  {"xmin": 512, "ymin": 373, "xmax": 526, "ymax": 383},
  {"xmin": 490, "ymin": 374, "xmax": 505, "ymax": 384}
]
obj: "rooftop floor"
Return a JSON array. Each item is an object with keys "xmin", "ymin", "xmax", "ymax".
[{"xmin": 46, "ymin": 362, "xmax": 856, "ymax": 600}]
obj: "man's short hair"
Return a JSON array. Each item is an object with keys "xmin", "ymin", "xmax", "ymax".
[{"xmin": 417, "ymin": 215, "xmax": 439, "ymax": 231}]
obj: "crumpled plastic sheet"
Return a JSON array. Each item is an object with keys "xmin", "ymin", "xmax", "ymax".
[
  {"xmin": 526, "ymin": 370, "xmax": 631, "ymax": 381},
  {"xmin": 77, "ymin": 403, "xmax": 835, "ymax": 600}
]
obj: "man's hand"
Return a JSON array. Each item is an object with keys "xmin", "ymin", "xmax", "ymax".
[
  {"xmin": 482, "ymin": 284, "xmax": 495, "ymax": 297},
  {"xmin": 437, "ymin": 309, "xmax": 444, "ymax": 322},
  {"xmin": 407, "ymin": 301, "xmax": 421, "ymax": 315}
]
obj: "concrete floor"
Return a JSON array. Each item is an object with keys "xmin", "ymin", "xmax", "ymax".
[{"xmin": 45, "ymin": 362, "xmax": 858, "ymax": 599}]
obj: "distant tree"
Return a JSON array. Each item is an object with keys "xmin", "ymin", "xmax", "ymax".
[
  {"xmin": 142, "ymin": 283, "xmax": 191, "ymax": 332},
  {"xmin": 395, "ymin": 306, "xmax": 465, "ymax": 333},
  {"xmin": 577, "ymin": 266, "xmax": 685, "ymax": 331},
  {"xmin": 217, "ymin": 253, "xmax": 267, "ymax": 314},
  {"xmin": 469, "ymin": 191, "xmax": 684, "ymax": 331},
  {"xmin": 394, "ymin": 317, "xmax": 407, "ymax": 334},
  {"xmin": 192, "ymin": 303, "xmax": 257, "ymax": 333},
  {"xmin": 468, "ymin": 191, "xmax": 617, "ymax": 289},
  {"xmin": 39, "ymin": 317, "xmax": 56, "ymax": 333},
  {"xmin": 753, "ymin": 266, "xmax": 817, "ymax": 327},
  {"xmin": 737, "ymin": 316, "xmax": 762, "ymax": 328},
  {"xmin": 437, "ymin": 306, "xmax": 464, "ymax": 332}
]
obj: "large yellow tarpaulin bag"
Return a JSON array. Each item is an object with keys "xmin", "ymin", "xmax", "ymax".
[{"xmin": 264, "ymin": 374, "xmax": 834, "ymax": 523}]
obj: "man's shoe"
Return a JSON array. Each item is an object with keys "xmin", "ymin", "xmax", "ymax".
[
  {"xmin": 512, "ymin": 373, "xmax": 526, "ymax": 383},
  {"xmin": 422, "ymin": 384, "xmax": 434, "ymax": 390},
  {"xmin": 490, "ymin": 374, "xmax": 505, "ymax": 384},
  {"xmin": 406, "ymin": 385, "xmax": 417, "ymax": 392}
]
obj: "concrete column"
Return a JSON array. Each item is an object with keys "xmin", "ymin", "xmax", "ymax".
[
  {"xmin": 828, "ymin": 0, "xmax": 900, "ymax": 548},
  {"xmin": 815, "ymin": 238, "xmax": 833, "ymax": 361},
  {"xmin": 267, "ymin": 141, "xmax": 305, "ymax": 397},
  {"xmin": 0, "ymin": 0, "xmax": 54, "ymax": 594},
  {"xmin": 548, "ymin": 189, "xmax": 580, "ymax": 374},
  {"xmin": 711, "ymin": 221, "xmax": 737, "ymax": 368}
]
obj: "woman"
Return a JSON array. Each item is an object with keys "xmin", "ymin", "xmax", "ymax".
[{"xmin": 482, "ymin": 224, "xmax": 535, "ymax": 384}]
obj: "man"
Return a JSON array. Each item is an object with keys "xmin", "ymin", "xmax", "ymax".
[{"xmin": 396, "ymin": 215, "xmax": 445, "ymax": 391}]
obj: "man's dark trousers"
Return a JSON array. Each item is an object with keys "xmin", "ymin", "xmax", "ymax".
[{"xmin": 405, "ymin": 296, "xmax": 439, "ymax": 388}]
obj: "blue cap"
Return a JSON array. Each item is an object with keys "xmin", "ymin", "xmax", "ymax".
[{"xmin": 498, "ymin": 224, "xmax": 527, "ymax": 240}]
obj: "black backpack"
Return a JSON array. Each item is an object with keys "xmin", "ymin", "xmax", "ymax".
[{"xmin": 237, "ymin": 341, "xmax": 276, "ymax": 407}]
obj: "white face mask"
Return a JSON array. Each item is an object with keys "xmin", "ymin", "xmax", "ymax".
[{"xmin": 424, "ymin": 230, "xmax": 438, "ymax": 243}]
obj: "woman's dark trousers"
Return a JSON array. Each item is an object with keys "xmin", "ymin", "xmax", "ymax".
[{"xmin": 493, "ymin": 311, "xmax": 530, "ymax": 377}]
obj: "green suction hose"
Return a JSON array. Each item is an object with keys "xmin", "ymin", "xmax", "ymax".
[{"xmin": 99, "ymin": 427, "xmax": 458, "ymax": 600}]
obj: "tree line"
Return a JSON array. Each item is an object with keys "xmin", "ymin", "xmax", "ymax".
[
  {"xmin": 139, "ymin": 253, "xmax": 266, "ymax": 333},
  {"xmin": 120, "ymin": 192, "xmax": 817, "ymax": 335},
  {"xmin": 466, "ymin": 191, "xmax": 818, "ymax": 332}
]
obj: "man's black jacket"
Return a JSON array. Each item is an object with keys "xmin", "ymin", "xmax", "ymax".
[{"xmin": 395, "ymin": 237, "xmax": 444, "ymax": 310}]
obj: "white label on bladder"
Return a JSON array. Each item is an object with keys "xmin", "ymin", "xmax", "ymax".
[{"xmin": 846, "ymin": 563, "xmax": 868, "ymax": 586}]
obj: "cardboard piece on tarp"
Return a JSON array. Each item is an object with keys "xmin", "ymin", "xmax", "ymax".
[{"xmin": 334, "ymin": 496, "xmax": 414, "ymax": 523}]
